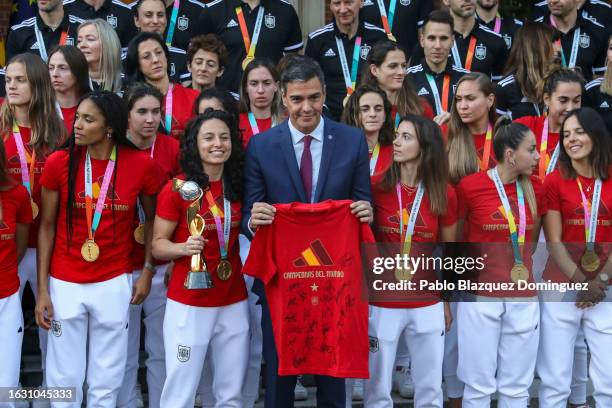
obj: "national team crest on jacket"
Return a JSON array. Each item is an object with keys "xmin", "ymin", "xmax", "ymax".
[
  {"xmin": 170, "ymin": 63, "xmax": 176, "ymax": 77},
  {"xmin": 66, "ymin": 37, "xmax": 74, "ymax": 46},
  {"xmin": 177, "ymin": 345, "xmax": 190, "ymax": 362},
  {"xmin": 475, "ymin": 44, "xmax": 487, "ymax": 60},
  {"xmin": 360, "ymin": 45, "xmax": 372, "ymax": 60},
  {"xmin": 106, "ymin": 14, "xmax": 118, "ymax": 28},
  {"xmin": 265, "ymin": 14, "xmax": 275, "ymax": 29},
  {"xmin": 51, "ymin": 320, "xmax": 62, "ymax": 337},
  {"xmin": 177, "ymin": 15, "xmax": 189, "ymax": 31},
  {"xmin": 579, "ymin": 33, "xmax": 590, "ymax": 49},
  {"xmin": 503, "ymin": 34, "xmax": 512, "ymax": 49},
  {"xmin": 400, "ymin": 0, "xmax": 411, "ymax": 5}
]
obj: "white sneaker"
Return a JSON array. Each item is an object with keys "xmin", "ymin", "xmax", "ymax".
[
  {"xmin": 135, "ymin": 384, "xmax": 144, "ymax": 408},
  {"xmin": 394, "ymin": 366, "xmax": 415, "ymax": 398},
  {"xmin": 352, "ymin": 379, "xmax": 364, "ymax": 401},
  {"xmin": 294, "ymin": 377, "xmax": 308, "ymax": 401},
  {"xmin": 194, "ymin": 393, "xmax": 203, "ymax": 407}
]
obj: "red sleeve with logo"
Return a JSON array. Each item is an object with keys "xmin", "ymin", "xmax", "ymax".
[
  {"xmin": 543, "ymin": 168, "xmax": 612, "ymax": 282},
  {"xmin": 129, "ymin": 134, "xmax": 180, "ymax": 270},
  {"xmin": 39, "ymin": 146, "xmax": 160, "ymax": 283},
  {"xmin": 369, "ymin": 144, "xmax": 393, "ymax": 185},
  {"xmin": 166, "ymin": 84, "xmax": 199, "ymax": 140},
  {"xmin": 243, "ymin": 200, "xmax": 373, "ymax": 378},
  {"xmin": 60, "ymin": 105, "xmax": 77, "ymax": 135},
  {"xmin": 156, "ymin": 178, "xmax": 247, "ymax": 307},
  {"xmin": 0, "ymin": 183, "xmax": 33, "ymax": 298},
  {"xmin": 239, "ymin": 113, "xmax": 273, "ymax": 148},
  {"xmin": 515, "ymin": 115, "xmax": 559, "ymax": 177},
  {"xmin": 371, "ymin": 184, "xmax": 457, "ymax": 308},
  {"xmin": 457, "ymin": 172, "xmax": 541, "ymax": 297},
  {"xmin": 3, "ymin": 127, "xmax": 46, "ymax": 248}
]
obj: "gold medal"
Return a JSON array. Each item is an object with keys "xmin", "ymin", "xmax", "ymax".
[
  {"xmin": 242, "ymin": 56, "xmax": 254, "ymax": 70},
  {"xmin": 581, "ymin": 250, "xmax": 600, "ymax": 273},
  {"xmin": 81, "ymin": 239, "xmax": 100, "ymax": 262},
  {"xmin": 31, "ymin": 200, "xmax": 39, "ymax": 219},
  {"xmin": 395, "ymin": 263, "xmax": 414, "ymax": 282},
  {"xmin": 510, "ymin": 263, "xmax": 529, "ymax": 284},
  {"xmin": 133, "ymin": 224, "xmax": 145, "ymax": 245},
  {"xmin": 217, "ymin": 259, "xmax": 232, "ymax": 281}
]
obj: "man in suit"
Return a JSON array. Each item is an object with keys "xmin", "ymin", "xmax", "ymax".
[{"xmin": 242, "ymin": 55, "xmax": 373, "ymax": 408}]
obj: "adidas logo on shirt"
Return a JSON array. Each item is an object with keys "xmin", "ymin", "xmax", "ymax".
[
  {"xmin": 362, "ymin": 0, "xmax": 374, "ymax": 5},
  {"xmin": 324, "ymin": 48, "xmax": 336, "ymax": 57},
  {"xmin": 601, "ymin": 101, "xmax": 609, "ymax": 108},
  {"xmin": 227, "ymin": 19, "xmax": 238, "ymax": 28},
  {"xmin": 418, "ymin": 87, "xmax": 430, "ymax": 96}
]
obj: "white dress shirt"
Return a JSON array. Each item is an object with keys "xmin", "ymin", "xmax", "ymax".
[{"xmin": 288, "ymin": 117, "xmax": 325, "ymax": 203}]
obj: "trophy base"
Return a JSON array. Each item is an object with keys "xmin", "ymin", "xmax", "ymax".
[{"xmin": 184, "ymin": 271, "xmax": 214, "ymax": 289}]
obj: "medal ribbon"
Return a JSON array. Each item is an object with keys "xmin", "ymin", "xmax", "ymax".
[
  {"xmin": 34, "ymin": 20, "xmax": 69, "ymax": 62},
  {"xmin": 577, "ymin": 177, "xmax": 602, "ymax": 251},
  {"xmin": 376, "ymin": 0, "xmax": 398, "ymax": 36},
  {"xmin": 166, "ymin": 0, "xmax": 180, "ymax": 47},
  {"xmin": 164, "ymin": 84, "xmax": 174, "ymax": 134},
  {"xmin": 493, "ymin": 14, "xmax": 502, "ymax": 33},
  {"xmin": 336, "ymin": 36, "xmax": 362, "ymax": 95},
  {"xmin": 136, "ymin": 139, "xmax": 156, "ymax": 225},
  {"xmin": 550, "ymin": 16, "xmax": 580, "ymax": 68},
  {"xmin": 425, "ymin": 73, "xmax": 450, "ymax": 115},
  {"xmin": 235, "ymin": 6, "xmax": 265, "ymax": 61},
  {"xmin": 492, "ymin": 168, "xmax": 526, "ymax": 265},
  {"xmin": 369, "ymin": 143, "xmax": 380, "ymax": 176},
  {"xmin": 480, "ymin": 124, "xmax": 493, "ymax": 171},
  {"xmin": 538, "ymin": 117, "xmax": 560, "ymax": 179},
  {"xmin": 12, "ymin": 123, "xmax": 36, "ymax": 198},
  {"xmin": 452, "ymin": 36, "xmax": 477, "ymax": 71},
  {"xmin": 396, "ymin": 182, "xmax": 425, "ymax": 256},
  {"xmin": 85, "ymin": 146, "xmax": 117, "ymax": 239},
  {"xmin": 247, "ymin": 112, "xmax": 260, "ymax": 135},
  {"xmin": 204, "ymin": 188, "xmax": 231, "ymax": 259}
]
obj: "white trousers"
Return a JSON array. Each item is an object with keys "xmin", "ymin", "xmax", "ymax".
[
  {"xmin": 18, "ymin": 248, "xmax": 48, "ymax": 385},
  {"xmin": 537, "ymin": 290, "xmax": 612, "ymax": 408},
  {"xmin": 364, "ymin": 303, "xmax": 445, "ymax": 408},
  {"xmin": 46, "ymin": 274, "xmax": 132, "ymax": 408},
  {"xmin": 442, "ymin": 301, "xmax": 463, "ymax": 399},
  {"xmin": 117, "ymin": 266, "xmax": 168, "ymax": 408},
  {"xmin": 457, "ymin": 299, "xmax": 540, "ymax": 408},
  {"xmin": 0, "ymin": 291, "xmax": 23, "ymax": 408},
  {"xmin": 160, "ymin": 299, "xmax": 249, "ymax": 408}
]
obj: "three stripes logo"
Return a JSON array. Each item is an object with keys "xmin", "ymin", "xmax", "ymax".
[{"xmin": 293, "ymin": 239, "xmax": 334, "ymax": 267}]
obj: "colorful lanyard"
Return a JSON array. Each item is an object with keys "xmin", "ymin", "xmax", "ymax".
[
  {"xmin": 577, "ymin": 177, "xmax": 602, "ymax": 252},
  {"xmin": 452, "ymin": 36, "xmax": 477, "ymax": 71},
  {"xmin": 12, "ymin": 123, "xmax": 36, "ymax": 198},
  {"xmin": 394, "ymin": 111, "xmax": 401, "ymax": 130},
  {"xmin": 491, "ymin": 168, "xmax": 526, "ymax": 265},
  {"xmin": 166, "ymin": 0, "xmax": 180, "ymax": 47},
  {"xmin": 376, "ymin": 0, "xmax": 397, "ymax": 40},
  {"xmin": 204, "ymin": 187, "xmax": 231, "ymax": 260},
  {"xmin": 493, "ymin": 13, "xmax": 502, "ymax": 33},
  {"xmin": 369, "ymin": 143, "xmax": 380, "ymax": 176},
  {"xmin": 34, "ymin": 20, "xmax": 68, "ymax": 62},
  {"xmin": 84, "ymin": 146, "xmax": 117, "ymax": 241},
  {"xmin": 538, "ymin": 117, "xmax": 560, "ymax": 180},
  {"xmin": 425, "ymin": 73, "xmax": 450, "ymax": 115},
  {"xmin": 480, "ymin": 124, "xmax": 493, "ymax": 171},
  {"xmin": 164, "ymin": 84, "xmax": 174, "ymax": 135},
  {"xmin": 247, "ymin": 112, "xmax": 261, "ymax": 135},
  {"xmin": 396, "ymin": 182, "xmax": 425, "ymax": 256},
  {"xmin": 136, "ymin": 139, "xmax": 156, "ymax": 226},
  {"xmin": 235, "ymin": 6, "xmax": 265, "ymax": 62},
  {"xmin": 336, "ymin": 36, "xmax": 362, "ymax": 96},
  {"xmin": 550, "ymin": 16, "xmax": 580, "ymax": 68}
]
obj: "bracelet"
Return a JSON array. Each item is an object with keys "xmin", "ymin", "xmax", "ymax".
[{"xmin": 143, "ymin": 262, "xmax": 156, "ymax": 274}]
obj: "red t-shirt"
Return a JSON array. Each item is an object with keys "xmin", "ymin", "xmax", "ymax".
[
  {"xmin": 243, "ymin": 200, "xmax": 374, "ymax": 378},
  {"xmin": 40, "ymin": 146, "xmax": 161, "ymax": 283},
  {"xmin": 60, "ymin": 105, "xmax": 77, "ymax": 135},
  {"xmin": 164, "ymin": 84, "xmax": 199, "ymax": 140},
  {"xmin": 457, "ymin": 171, "xmax": 545, "ymax": 297},
  {"xmin": 515, "ymin": 115, "xmax": 560, "ymax": 179},
  {"xmin": 129, "ymin": 134, "xmax": 181, "ymax": 270},
  {"xmin": 156, "ymin": 177, "xmax": 247, "ymax": 307},
  {"xmin": 3, "ymin": 126, "xmax": 47, "ymax": 248},
  {"xmin": 371, "ymin": 183, "xmax": 458, "ymax": 308},
  {"xmin": 391, "ymin": 99, "xmax": 435, "ymax": 123},
  {"xmin": 369, "ymin": 144, "xmax": 393, "ymax": 185},
  {"xmin": 543, "ymin": 169, "xmax": 612, "ymax": 282},
  {"xmin": 0, "ymin": 183, "xmax": 33, "ymax": 298},
  {"xmin": 238, "ymin": 113, "xmax": 273, "ymax": 148},
  {"xmin": 473, "ymin": 131, "xmax": 497, "ymax": 171}
]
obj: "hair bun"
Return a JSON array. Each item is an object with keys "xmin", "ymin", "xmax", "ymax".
[{"xmin": 493, "ymin": 115, "xmax": 513, "ymax": 134}]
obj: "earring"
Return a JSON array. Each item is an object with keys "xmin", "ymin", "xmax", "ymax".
[
  {"xmin": 106, "ymin": 132, "xmax": 112, "ymax": 139},
  {"xmin": 510, "ymin": 160, "xmax": 517, "ymax": 167}
]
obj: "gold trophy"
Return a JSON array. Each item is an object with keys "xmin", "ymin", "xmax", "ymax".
[{"xmin": 174, "ymin": 179, "xmax": 214, "ymax": 290}]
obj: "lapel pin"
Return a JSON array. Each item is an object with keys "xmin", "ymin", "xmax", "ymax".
[{"xmin": 328, "ymin": 135, "xmax": 333, "ymax": 140}]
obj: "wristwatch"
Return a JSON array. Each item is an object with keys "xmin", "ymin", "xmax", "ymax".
[{"xmin": 144, "ymin": 262, "xmax": 156, "ymax": 274}]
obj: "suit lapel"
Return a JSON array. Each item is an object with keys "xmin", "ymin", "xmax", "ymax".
[
  {"xmin": 279, "ymin": 121, "xmax": 307, "ymax": 202},
  {"xmin": 314, "ymin": 120, "xmax": 335, "ymax": 202}
]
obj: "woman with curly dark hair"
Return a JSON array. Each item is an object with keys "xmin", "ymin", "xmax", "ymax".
[
  {"xmin": 35, "ymin": 91, "xmax": 160, "ymax": 406},
  {"xmin": 152, "ymin": 110, "xmax": 248, "ymax": 408}
]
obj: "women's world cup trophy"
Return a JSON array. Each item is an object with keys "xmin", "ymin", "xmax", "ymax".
[{"xmin": 173, "ymin": 179, "xmax": 214, "ymax": 289}]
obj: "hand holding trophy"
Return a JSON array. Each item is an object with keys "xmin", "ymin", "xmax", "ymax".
[{"xmin": 173, "ymin": 179, "xmax": 214, "ymax": 289}]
